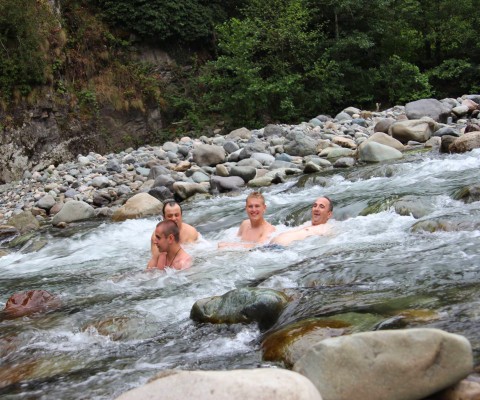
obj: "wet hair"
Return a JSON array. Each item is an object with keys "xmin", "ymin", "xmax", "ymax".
[
  {"xmin": 156, "ymin": 219, "xmax": 180, "ymax": 242},
  {"xmin": 246, "ymin": 191, "xmax": 266, "ymax": 204},
  {"xmin": 162, "ymin": 200, "xmax": 182, "ymax": 216}
]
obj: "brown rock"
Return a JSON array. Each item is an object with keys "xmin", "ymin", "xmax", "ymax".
[
  {"xmin": 450, "ymin": 131, "xmax": 480, "ymax": 153},
  {"xmin": 425, "ymin": 378, "xmax": 480, "ymax": 400},
  {"xmin": 262, "ymin": 318, "xmax": 349, "ymax": 367},
  {"xmin": 3, "ymin": 290, "xmax": 62, "ymax": 318}
]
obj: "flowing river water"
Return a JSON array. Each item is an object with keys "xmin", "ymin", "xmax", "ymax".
[{"xmin": 1, "ymin": 149, "xmax": 480, "ymax": 399}]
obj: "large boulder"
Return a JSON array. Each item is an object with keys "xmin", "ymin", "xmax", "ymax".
[
  {"xmin": 389, "ymin": 117, "xmax": 438, "ymax": 143},
  {"xmin": 293, "ymin": 328, "xmax": 473, "ymax": 400},
  {"xmin": 111, "ymin": 193, "xmax": 162, "ymax": 222},
  {"xmin": 52, "ymin": 200, "xmax": 95, "ymax": 225},
  {"xmin": 449, "ymin": 131, "xmax": 480, "ymax": 153},
  {"xmin": 190, "ymin": 288, "xmax": 290, "ymax": 331},
  {"xmin": 3, "ymin": 290, "xmax": 62, "ymax": 318},
  {"xmin": 172, "ymin": 181, "xmax": 209, "ymax": 200},
  {"xmin": 284, "ymin": 131, "xmax": 319, "ymax": 157},
  {"xmin": 405, "ymin": 98, "xmax": 452, "ymax": 122},
  {"xmin": 7, "ymin": 211, "xmax": 40, "ymax": 234},
  {"xmin": 115, "ymin": 369, "xmax": 322, "ymax": 400},
  {"xmin": 358, "ymin": 141, "xmax": 403, "ymax": 163},
  {"xmin": 363, "ymin": 131, "xmax": 405, "ymax": 151},
  {"xmin": 192, "ymin": 144, "xmax": 226, "ymax": 167},
  {"xmin": 210, "ymin": 176, "xmax": 245, "ymax": 193},
  {"xmin": 261, "ymin": 318, "xmax": 349, "ymax": 367}
]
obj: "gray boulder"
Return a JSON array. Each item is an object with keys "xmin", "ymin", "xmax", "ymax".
[
  {"xmin": 115, "ymin": 369, "xmax": 322, "ymax": 400},
  {"xmin": 192, "ymin": 144, "xmax": 226, "ymax": 167},
  {"xmin": 358, "ymin": 141, "xmax": 403, "ymax": 163},
  {"xmin": 293, "ymin": 328, "xmax": 473, "ymax": 400},
  {"xmin": 191, "ymin": 287, "xmax": 290, "ymax": 331},
  {"xmin": 52, "ymin": 200, "xmax": 95, "ymax": 225},
  {"xmin": 405, "ymin": 98, "xmax": 452, "ymax": 122},
  {"xmin": 210, "ymin": 176, "xmax": 245, "ymax": 193},
  {"xmin": 389, "ymin": 118, "xmax": 438, "ymax": 143},
  {"xmin": 111, "ymin": 193, "xmax": 162, "ymax": 222},
  {"xmin": 284, "ymin": 131, "xmax": 318, "ymax": 156},
  {"xmin": 230, "ymin": 166, "xmax": 257, "ymax": 183}
]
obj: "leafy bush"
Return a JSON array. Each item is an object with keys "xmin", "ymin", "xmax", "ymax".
[{"xmin": 0, "ymin": 0, "xmax": 54, "ymax": 100}]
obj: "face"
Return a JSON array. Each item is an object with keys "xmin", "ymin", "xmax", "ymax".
[
  {"xmin": 153, "ymin": 227, "xmax": 171, "ymax": 252},
  {"xmin": 163, "ymin": 204, "xmax": 183, "ymax": 227},
  {"xmin": 246, "ymin": 197, "xmax": 266, "ymax": 222},
  {"xmin": 311, "ymin": 197, "xmax": 332, "ymax": 225}
]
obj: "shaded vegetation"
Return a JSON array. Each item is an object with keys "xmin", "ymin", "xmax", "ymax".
[{"xmin": 1, "ymin": 0, "xmax": 480, "ymax": 139}]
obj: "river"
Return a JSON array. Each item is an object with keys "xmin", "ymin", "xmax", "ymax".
[{"xmin": 1, "ymin": 149, "xmax": 480, "ymax": 399}]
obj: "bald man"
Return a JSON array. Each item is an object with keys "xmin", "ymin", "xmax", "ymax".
[{"xmin": 269, "ymin": 197, "xmax": 333, "ymax": 247}]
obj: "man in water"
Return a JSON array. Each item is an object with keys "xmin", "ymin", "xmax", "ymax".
[
  {"xmin": 269, "ymin": 196, "xmax": 333, "ymax": 247},
  {"xmin": 219, "ymin": 192, "xmax": 276, "ymax": 248},
  {"xmin": 147, "ymin": 200, "xmax": 199, "ymax": 268},
  {"xmin": 147, "ymin": 220, "xmax": 192, "ymax": 270}
]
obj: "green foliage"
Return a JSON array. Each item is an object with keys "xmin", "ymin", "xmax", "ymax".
[
  {"xmin": 375, "ymin": 55, "xmax": 431, "ymax": 105},
  {"xmin": 198, "ymin": 0, "xmax": 343, "ymax": 127},
  {"xmin": 0, "ymin": 0, "xmax": 53, "ymax": 100},
  {"xmin": 427, "ymin": 59, "xmax": 480, "ymax": 98},
  {"xmin": 91, "ymin": 0, "xmax": 245, "ymax": 46}
]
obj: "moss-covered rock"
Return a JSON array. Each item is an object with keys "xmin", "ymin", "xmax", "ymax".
[{"xmin": 190, "ymin": 287, "xmax": 290, "ymax": 331}]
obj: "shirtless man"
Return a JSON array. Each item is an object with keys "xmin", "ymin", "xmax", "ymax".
[
  {"xmin": 269, "ymin": 196, "xmax": 333, "ymax": 247},
  {"xmin": 147, "ymin": 201, "xmax": 199, "ymax": 268},
  {"xmin": 147, "ymin": 220, "xmax": 192, "ymax": 270},
  {"xmin": 219, "ymin": 192, "xmax": 276, "ymax": 248}
]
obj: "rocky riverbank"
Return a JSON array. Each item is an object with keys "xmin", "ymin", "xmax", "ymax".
[
  {"xmin": 3, "ymin": 95, "xmax": 480, "ymax": 399},
  {"xmin": 2, "ymin": 96, "xmax": 480, "ymax": 247}
]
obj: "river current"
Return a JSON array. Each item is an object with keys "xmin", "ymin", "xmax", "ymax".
[{"xmin": 1, "ymin": 150, "xmax": 480, "ymax": 399}]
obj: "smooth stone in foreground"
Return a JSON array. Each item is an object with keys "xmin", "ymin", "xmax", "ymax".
[
  {"xmin": 293, "ymin": 328, "xmax": 473, "ymax": 400},
  {"xmin": 115, "ymin": 369, "xmax": 322, "ymax": 400}
]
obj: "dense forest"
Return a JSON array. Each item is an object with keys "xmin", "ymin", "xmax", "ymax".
[{"xmin": 1, "ymin": 0, "xmax": 480, "ymax": 135}]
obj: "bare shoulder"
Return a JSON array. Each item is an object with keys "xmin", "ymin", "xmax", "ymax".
[
  {"xmin": 181, "ymin": 223, "xmax": 199, "ymax": 242},
  {"xmin": 238, "ymin": 219, "xmax": 250, "ymax": 234}
]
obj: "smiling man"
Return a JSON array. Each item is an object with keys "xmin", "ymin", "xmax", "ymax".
[
  {"xmin": 147, "ymin": 220, "xmax": 192, "ymax": 271},
  {"xmin": 219, "ymin": 192, "xmax": 276, "ymax": 248},
  {"xmin": 269, "ymin": 197, "xmax": 333, "ymax": 247}
]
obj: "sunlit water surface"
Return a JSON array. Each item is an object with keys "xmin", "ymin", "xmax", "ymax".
[{"xmin": 1, "ymin": 150, "xmax": 480, "ymax": 399}]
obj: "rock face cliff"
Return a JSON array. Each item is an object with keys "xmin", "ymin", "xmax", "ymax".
[
  {"xmin": 0, "ymin": 96, "xmax": 163, "ymax": 184},
  {"xmin": 0, "ymin": 1, "xmax": 170, "ymax": 184}
]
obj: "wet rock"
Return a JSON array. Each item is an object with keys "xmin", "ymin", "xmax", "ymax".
[
  {"xmin": 393, "ymin": 195, "xmax": 434, "ymax": 218},
  {"xmin": 115, "ymin": 369, "xmax": 322, "ymax": 400},
  {"xmin": 261, "ymin": 318, "xmax": 349, "ymax": 367},
  {"xmin": 362, "ymin": 131, "xmax": 405, "ymax": 151},
  {"xmin": 3, "ymin": 290, "xmax": 62, "ymax": 318},
  {"xmin": 453, "ymin": 184, "xmax": 480, "ymax": 204},
  {"xmin": 190, "ymin": 287, "xmax": 290, "ymax": 331},
  {"xmin": 6, "ymin": 211, "xmax": 40, "ymax": 234},
  {"xmin": 411, "ymin": 216, "xmax": 480, "ymax": 233},
  {"xmin": 293, "ymin": 328, "xmax": 473, "ymax": 400}
]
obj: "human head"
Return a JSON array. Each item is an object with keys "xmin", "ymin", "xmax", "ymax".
[
  {"xmin": 311, "ymin": 197, "xmax": 333, "ymax": 226},
  {"xmin": 245, "ymin": 192, "xmax": 267, "ymax": 222},
  {"xmin": 154, "ymin": 220, "xmax": 180, "ymax": 252},
  {"xmin": 162, "ymin": 200, "xmax": 183, "ymax": 227}
]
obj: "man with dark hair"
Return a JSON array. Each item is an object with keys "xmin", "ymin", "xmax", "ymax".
[
  {"xmin": 147, "ymin": 220, "xmax": 192, "ymax": 270},
  {"xmin": 269, "ymin": 197, "xmax": 333, "ymax": 246},
  {"xmin": 148, "ymin": 200, "xmax": 199, "ymax": 268}
]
